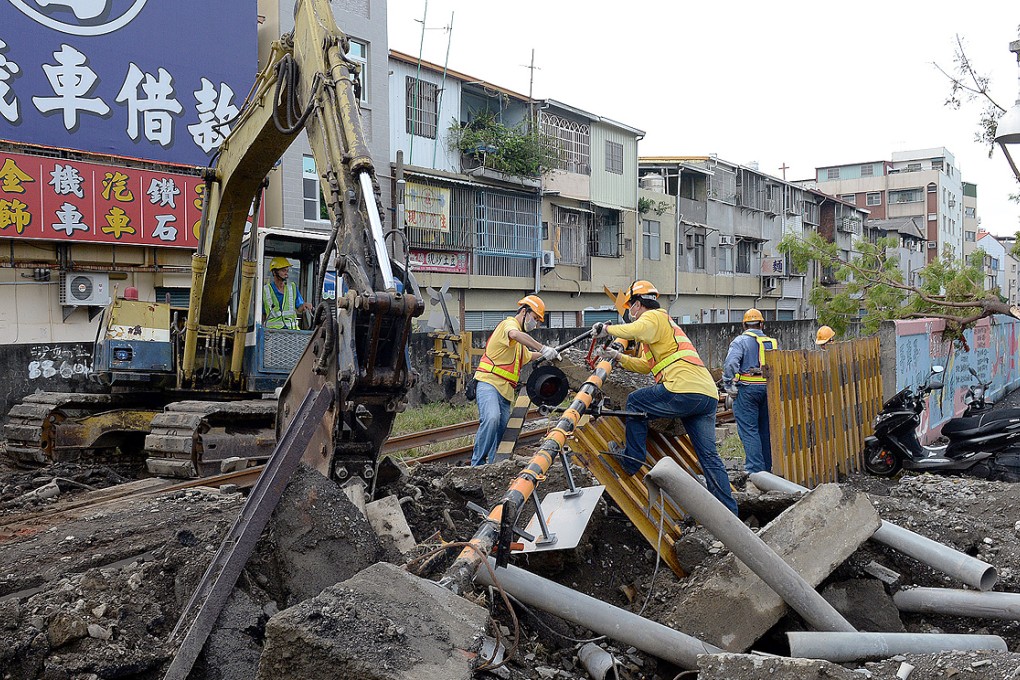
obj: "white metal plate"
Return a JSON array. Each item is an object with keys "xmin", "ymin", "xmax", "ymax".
[{"xmin": 520, "ymin": 485, "xmax": 605, "ymax": 553}]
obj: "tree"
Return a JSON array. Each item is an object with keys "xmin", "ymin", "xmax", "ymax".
[{"xmin": 779, "ymin": 232, "xmax": 1020, "ymax": 338}]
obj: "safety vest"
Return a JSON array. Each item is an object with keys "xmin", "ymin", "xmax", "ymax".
[
  {"xmin": 263, "ymin": 282, "xmax": 298, "ymax": 330},
  {"xmin": 735, "ymin": 330, "xmax": 777, "ymax": 384},
  {"xmin": 477, "ymin": 333, "xmax": 524, "ymax": 388},
  {"xmin": 640, "ymin": 311, "xmax": 705, "ymax": 383}
]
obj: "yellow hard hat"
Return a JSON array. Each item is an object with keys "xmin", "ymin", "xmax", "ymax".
[
  {"xmin": 743, "ymin": 308, "xmax": 764, "ymax": 323},
  {"xmin": 816, "ymin": 325, "xmax": 836, "ymax": 345},
  {"xmin": 517, "ymin": 294, "xmax": 546, "ymax": 321},
  {"xmin": 269, "ymin": 256, "xmax": 292, "ymax": 271}
]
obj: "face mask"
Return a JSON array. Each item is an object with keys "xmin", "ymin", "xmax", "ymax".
[{"xmin": 524, "ymin": 316, "xmax": 538, "ymax": 332}]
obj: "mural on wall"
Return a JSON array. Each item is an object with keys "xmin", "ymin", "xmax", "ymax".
[
  {"xmin": 895, "ymin": 317, "xmax": 1020, "ymax": 442},
  {"xmin": 28, "ymin": 343, "xmax": 93, "ymax": 380}
]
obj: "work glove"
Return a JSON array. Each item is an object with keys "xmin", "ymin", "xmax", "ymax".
[
  {"xmin": 598, "ymin": 346, "xmax": 620, "ymax": 363},
  {"xmin": 725, "ymin": 385, "xmax": 739, "ymax": 398},
  {"xmin": 591, "ymin": 322, "xmax": 610, "ymax": 339},
  {"xmin": 539, "ymin": 345, "xmax": 562, "ymax": 362}
]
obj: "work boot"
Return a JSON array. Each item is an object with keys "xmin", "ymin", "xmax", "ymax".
[{"xmin": 607, "ymin": 441, "xmax": 644, "ymax": 475}]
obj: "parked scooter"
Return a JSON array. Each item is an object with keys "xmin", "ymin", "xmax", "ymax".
[
  {"xmin": 962, "ymin": 367, "xmax": 992, "ymax": 417},
  {"xmin": 863, "ymin": 366, "xmax": 1020, "ymax": 480}
]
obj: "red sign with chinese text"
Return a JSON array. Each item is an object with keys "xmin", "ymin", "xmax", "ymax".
[{"xmin": 0, "ymin": 151, "xmax": 261, "ymax": 249}]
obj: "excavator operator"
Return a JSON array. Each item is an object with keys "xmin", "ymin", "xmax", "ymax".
[{"xmin": 263, "ymin": 256, "xmax": 312, "ymax": 330}]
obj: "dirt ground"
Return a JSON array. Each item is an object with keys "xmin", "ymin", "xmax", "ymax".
[{"xmin": 4, "ymin": 412, "xmax": 1020, "ymax": 677}]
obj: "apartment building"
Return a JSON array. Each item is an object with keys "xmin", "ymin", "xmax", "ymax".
[
  {"xmin": 635, "ymin": 157, "xmax": 868, "ymax": 323},
  {"xmin": 388, "ymin": 51, "xmax": 644, "ymax": 331},
  {"xmin": 812, "ymin": 148, "xmax": 965, "ymax": 264},
  {"xmin": 963, "ymin": 181, "xmax": 980, "ymax": 257}
]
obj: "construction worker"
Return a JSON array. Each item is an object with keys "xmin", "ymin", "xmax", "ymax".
[
  {"xmin": 722, "ymin": 309, "xmax": 778, "ymax": 474},
  {"xmin": 592, "ymin": 281, "xmax": 738, "ymax": 515},
  {"xmin": 816, "ymin": 325, "xmax": 836, "ymax": 347},
  {"xmin": 263, "ymin": 256, "xmax": 312, "ymax": 330},
  {"xmin": 471, "ymin": 295, "xmax": 561, "ymax": 466}
]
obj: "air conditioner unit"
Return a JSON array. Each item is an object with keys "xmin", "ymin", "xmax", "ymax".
[
  {"xmin": 540, "ymin": 250, "xmax": 556, "ymax": 269},
  {"xmin": 718, "ymin": 235, "xmax": 734, "ymax": 247},
  {"xmin": 763, "ymin": 277, "xmax": 779, "ymax": 291},
  {"xmin": 59, "ymin": 272, "xmax": 111, "ymax": 306}
]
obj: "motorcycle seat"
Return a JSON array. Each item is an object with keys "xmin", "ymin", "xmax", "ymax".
[{"xmin": 942, "ymin": 408, "xmax": 1020, "ymax": 438}]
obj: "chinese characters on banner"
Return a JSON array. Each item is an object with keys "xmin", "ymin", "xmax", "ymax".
[
  {"xmin": 404, "ymin": 182, "xmax": 451, "ymax": 233},
  {"xmin": 0, "ymin": 150, "xmax": 223, "ymax": 248},
  {"xmin": 408, "ymin": 250, "xmax": 468, "ymax": 273},
  {"xmin": 0, "ymin": 1, "xmax": 254, "ymax": 166}
]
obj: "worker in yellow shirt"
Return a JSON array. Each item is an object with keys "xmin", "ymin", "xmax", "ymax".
[
  {"xmin": 471, "ymin": 295, "xmax": 561, "ymax": 466},
  {"xmin": 593, "ymin": 281, "xmax": 737, "ymax": 514}
]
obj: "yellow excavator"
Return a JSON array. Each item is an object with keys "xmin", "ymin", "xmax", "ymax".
[{"xmin": 4, "ymin": 0, "xmax": 422, "ymax": 483}]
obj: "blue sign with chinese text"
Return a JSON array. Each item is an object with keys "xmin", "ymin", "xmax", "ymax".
[{"xmin": 0, "ymin": 0, "xmax": 256, "ymax": 166}]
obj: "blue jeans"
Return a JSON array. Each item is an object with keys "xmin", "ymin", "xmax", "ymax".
[
  {"xmin": 471, "ymin": 381, "xmax": 511, "ymax": 466},
  {"xmin": 734, "ymin": 384, "xmax": 772, "ymax": 474},
  {"xmin": 623, "ymin": 385, "xmax": 738, "ymax": 515}
]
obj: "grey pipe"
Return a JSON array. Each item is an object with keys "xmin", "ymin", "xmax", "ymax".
[
  {"xmin": 645, "ymin": 459, "xmax": 855, "ymax": 633},
  {"xmin": 894, "ymin": 587, "xmax": 1020, "ymax": 620},
  {"xmin": 472, "ymin": 558, "xmax": 720, "ymax": 669},
  {"xmin": 749, "ymin": 472, "xmax": 997, "ymax": 591},
  {"xmin": 788, "ymin": 631, "xmax": 1007, "ymax": 662},
  {"xmin": 577, "ymin": 642, "xmax": 618, "ymax": 680}
]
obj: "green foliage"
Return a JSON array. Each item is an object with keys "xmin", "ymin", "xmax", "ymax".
[
  {"xmin": 638, "ymin": 197, "xmax": 672, "ymax": 215},
  {"xmin": 780, "ymin": 233, "xmax": 995, "ymax": 339},
  {"xmin": 448, "ymin": 111, "xmax": 555, "ymax": 179}
]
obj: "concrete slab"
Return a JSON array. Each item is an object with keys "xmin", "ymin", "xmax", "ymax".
[
  {"xmin": 662, "ymin": 484, "xmax": 880, "ymax": 652},
  {"xmin": 257, "ymin": 562, "xmax": 487, "ymax": 680},
  {"xmin": 365, "ymin": 495, "xmax": 417, "ymax": 554},
  {"xmin": 698, "ymin": 653, "xmax": 862, "ymax": 680}
]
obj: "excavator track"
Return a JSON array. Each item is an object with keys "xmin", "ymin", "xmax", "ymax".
[
  {"xmin": 3, "ymin": 392, "xmax": 140, "ymax": 466},
  {"xmin": 144, "ymin": 400, "xmax": 278, "ymax": 478}
]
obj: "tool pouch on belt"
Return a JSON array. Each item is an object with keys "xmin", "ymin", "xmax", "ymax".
[{"xmin": 465, "ymin": 377, "xmax": 478, "ymax": 401}]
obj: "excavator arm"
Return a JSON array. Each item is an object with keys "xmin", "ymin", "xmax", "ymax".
[{"xmin": 181, "ymin": 0, "xmax": 422, "ymax": 482}]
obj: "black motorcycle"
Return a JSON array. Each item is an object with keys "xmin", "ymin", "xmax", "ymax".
[{"xmin": 863, "ymin": 366, "xmax": 1020, "ymax": 480}]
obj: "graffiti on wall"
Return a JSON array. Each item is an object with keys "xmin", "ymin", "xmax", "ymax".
[
  {"xmin": 28, "ymin": 344, "xmax": 93, "ymax": 381},
  {"xmin": 895, "ymin": 317, "xmax": 1020, "ymax": 443}
]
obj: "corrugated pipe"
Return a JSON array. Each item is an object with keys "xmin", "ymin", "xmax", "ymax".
[
  {"xmin": 645, "ymin": 459, "xmax": 856, "ymax": 634},
  {"xmin": 749, "ymin": 472, "xmax": 997, "ymax": 591},
  {"xmin": 894, "ymin": 587, "xmax": 1020, "ymax": 620},
  {"xmin": 787, "ymin": 631, "xmax": 1007, "ymax": 663},
  {"xmin": 474, "ymin": 558, "xmax": 720, "ymax": 670}
]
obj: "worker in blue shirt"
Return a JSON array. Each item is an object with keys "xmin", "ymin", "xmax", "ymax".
[{"xmin": 722, "ymin": 309, "xmax": 778, "ymax": 474}]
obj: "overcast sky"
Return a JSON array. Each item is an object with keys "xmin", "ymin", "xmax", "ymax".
[{"xmin": 387, "ymin": 1, "xmax": 1020, "ymax": 237}]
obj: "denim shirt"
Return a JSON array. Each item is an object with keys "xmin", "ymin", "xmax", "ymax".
[{"xmin": 722, "ymin": 329, "xmax": 766, "ymax": 388}]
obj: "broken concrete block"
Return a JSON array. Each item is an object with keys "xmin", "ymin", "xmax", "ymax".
[
  {"xmin": 698, "ymin": 652, "xmax": 862, "ymax": 679},
  {"xmin": 863, "ymin": 560, "xmax": 901, "ymax": 587},
  {"xmin": 661, "ymin": 484, "xmax": 880, "ymax": 652},
  {"xmin": 257, "ymin": 562, "xmax": 487, "ymax": 680},
  {"xmin": 822, "ymin": 579, "xmax": 906, "ymax": 633},
  {"xmin": 257, "ymin": 465, "xmax": 384, "ymax": 606},
  {"xmin": 365, "ymin": 495, "xmax": 417, "ymax": 554},
  {"xmin": 341, "ymin": 478, "xmax": 368, "ymax": 516}
]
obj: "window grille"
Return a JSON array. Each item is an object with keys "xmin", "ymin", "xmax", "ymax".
[
  {"xmin": 474, "ymin": 190, "xmax": 540, "ymax": 258},
  {"xmin": 591, "ymin": 207, "xmax": 622, "ymax": 257},
  {"xmin": 889, "ymin": 188, "xmax": 923, "ymax": 204},
  {"xmin": 554, "ymin": 206, "xmax": 588, "ymax": 266},
  {"xmin": 707, "ymin": 162, "xmax": 736, "ymax": 204},
  {"xmin": 472, "ymin": 255, "xmax": 534, "ymax": 278},
  {"xmin": 540, "ymin": 112, "xmax": 590, "ymax": 174},
  {"xmin": 801, "ymin": 200, "xmax": 819, "ymax": 225},
  {"xmin": 405, "ymin": 76, "xmax": 439, "ymax": 139},
  {"xmin": 605, "ymin": 140, "xmax": 624, "ymax": 175},
  {"xmin": 736, "ymin": 241, "xmax": 752, "ymax": 274}
]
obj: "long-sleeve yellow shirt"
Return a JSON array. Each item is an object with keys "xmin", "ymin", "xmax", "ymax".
[{"xmin": 607, "ymin": 310, "xmax": 717, "ymax": 398}]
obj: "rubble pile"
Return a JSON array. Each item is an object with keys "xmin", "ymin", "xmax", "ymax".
[{"xmin": 3, "ymin": 448, "xmax": 1020, "ymax": 679}]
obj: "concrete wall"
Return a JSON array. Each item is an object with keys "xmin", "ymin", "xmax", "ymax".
[{"xmin": 885, "ymin": 317, "xmax": 1020, "ymax": 443}]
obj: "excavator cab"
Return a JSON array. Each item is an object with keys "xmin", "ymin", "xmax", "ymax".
[{"xmin": 244, "ymin": 227, "xmax": 330, "ymax": 392}]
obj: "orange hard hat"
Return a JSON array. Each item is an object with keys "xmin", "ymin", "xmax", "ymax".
[
  {"xmin": 628, "ymin": 280, "xmax": 659, "ymax": 300},
  {"xmin": 743, "ymin": 308, "xmax": 764, "ymax": 323},
  {"xmin": 517, "ymin": 294, "xmax": 546, "ymax": 321},
  {"xmin": 816, "ymin": 325, "xmax": 836, "ymax": 345}
]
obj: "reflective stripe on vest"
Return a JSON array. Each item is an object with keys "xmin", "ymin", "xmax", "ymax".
[
  {"xmin": 476, "ymin": 327, "xmax": 524, "ymax": 387},
  {"xmin": 641, "ymin": 311, "xmax": 705, "ymax": 383},
  {"xmin": 263, "ymin": 282, "xmax": 298, "ymax": 330},
  {"xmin": 735, "ymin": 330, "xmax": 777, "ymax": 384}
]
